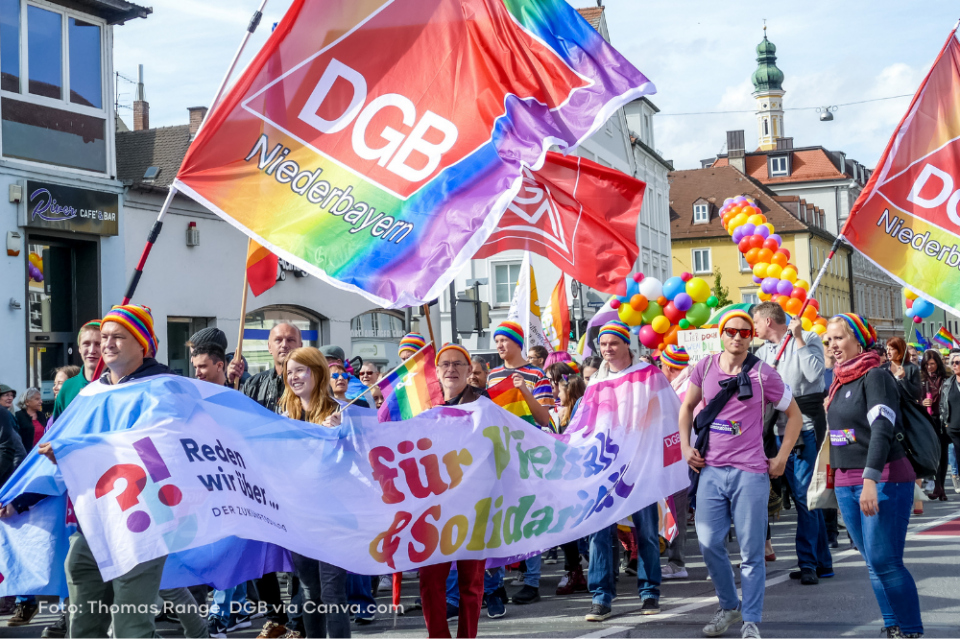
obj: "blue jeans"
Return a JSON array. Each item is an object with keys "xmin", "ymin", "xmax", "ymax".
[
  {"xmin": 346, "ymin": 574, "xmax": 376, "ymax": 620},
  {"xmin": 696, "ymin": 465, "xmax": 769, "ymax": 623},
  {"xmin": 780, "ymin": 430, "xmax": 833, "ymax": 571},
  {"xmin": 587, "ymin": 525, "xmax": 617, "ymax": 607},
  {"xmin": 210, "ymin": 583, "xmax": 246, "ymax": 622},
  {"xmin": 524, "ymin": 553, "xmax": 541, "ymax": 588},
  {"xmin": 631, "ymin": 503, "xmax": 661, "ymax": 601},
  {"xmin": 446, "ymin": 566, "xmax": 503, "ymax": 606},
  {"xmin": 835, "ymin": 482, "xmax": 923, "ymax": 634}
]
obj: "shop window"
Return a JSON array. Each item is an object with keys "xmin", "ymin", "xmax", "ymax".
[
  {"xmin": 494, "ymin": 262, "xmax": 521, "ymax": 305},
  {"xmin": 243, "ymin": 306, "xmax": 325, "ymax": 376}
]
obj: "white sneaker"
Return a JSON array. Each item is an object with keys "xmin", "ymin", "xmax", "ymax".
[
  {"xmin": 741, "ymin": 621, "xmax": 761, "ymax": 638},
  {"xmin": 662, "ymin": 563, "xmax": 689, "ymax": 579},
  {"xmin": 952, "ymin": 474, "xmax": 960, "ymax": 494},
  {"xmin": 702, "ymin": 606, "xmax": 742, "ymax": 637},
  {"xmin": 557, "ymin": 573, "xmax": 570, "ymax": 588},
  {"xmin": 378, "ymin": 576, "xmax": 393, "ymax": 592}
]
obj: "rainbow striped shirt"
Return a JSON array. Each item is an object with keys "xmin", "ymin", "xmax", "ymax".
[{"xmin": 487, "ymin": 364, "xmax": 554, "ymax": 407}]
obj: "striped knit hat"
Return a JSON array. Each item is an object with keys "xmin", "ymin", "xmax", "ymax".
[
  {"xmin": 77, "ymin": 319, "xmax": 101, "ymax": 344},
  {"xmin": 102, "ymin": 305, "xmax": 158, "ymax": 357},
  {"xmin": 494, "ymin": 321, "xmax": 524, "ymax": 348},
  {"xmin": 398, "ymin": 332, "xmax": 427, "ymax": 357},
  {"xmin": 436, "ymin": 343, "xmax": 471, "ymax": 365},
  {"xmin": 598, "ymin": 320, "xmax": 631, "ymax": 343},
  {"xmin": 661, "ymin": 344, "xmax": 690, "ymax": 369},
  {"xmin": 833, "ymin": 313, "xmax": 877, "ymax": 349},
  {"xmin": 718, "ymin": 310, "xmax": 754, "ymax": 334}
]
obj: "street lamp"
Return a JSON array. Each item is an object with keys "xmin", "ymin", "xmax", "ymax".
[{"xmin": 817, "ymin": 106, "xmax": 838, "ymax": 122}]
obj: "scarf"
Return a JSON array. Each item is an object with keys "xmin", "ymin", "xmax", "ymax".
[{"xmin": 826, "ymin": 350, "xmax": 882, "ymax": 409}]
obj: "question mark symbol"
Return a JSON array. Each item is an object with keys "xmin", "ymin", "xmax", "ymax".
[{"xmin": 95, "ymin": 464, "xmax": 151, "ymax": 532}]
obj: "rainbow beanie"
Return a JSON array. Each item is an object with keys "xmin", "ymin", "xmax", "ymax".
[
  {"xmin": 598, "ymin": 320, "xmax": 631, "ymax": 344},
  {"xmin": 102, "ymin": 305, "xmax": 158, "ymax": 357},
  {"xmin": 833, "ymin": 313, "xmax": 877, "ymax": 349},
  {"xmin": 494, "ymin": 321, "xmax": 524, "ymax": 348},
  {"xmin": 398, "ymin": 332, "xmax": 427, "ymax": 357},
  {"xmin": 661, "ymin": 344, "xmax": 690, "ymax": 369}
]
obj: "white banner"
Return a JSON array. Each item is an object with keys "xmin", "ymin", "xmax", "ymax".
[{"xmin": 51, "ymin": 366, "xmax": 686, "ymax": 581}]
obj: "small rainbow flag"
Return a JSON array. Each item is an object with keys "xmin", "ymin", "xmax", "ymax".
[
  {"xmin": 933, "ymin": 326, "xmax": 958, "ymax": 349},
  {"xmin": 245, "ymin": 239, "xmax": 279, "ymax": 297},
  {"xmin": 487, "ymin": 376, "xmax": 557, "ymax": 433},
  {"xmin": 377, "ymin": 345, "xmax": 443, "ymax": 422}
]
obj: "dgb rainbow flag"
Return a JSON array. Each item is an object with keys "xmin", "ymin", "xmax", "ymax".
[
  {"xmin": 377, "ymin": 345, "xmax": 443, "ymax": 421},
  {"xmin": 933, "ymin": 326, "xmax": 958, "ymax": 349},
  {"xmin": 172, "ymin": 0, "xmax": 654, "ymax": 308}
]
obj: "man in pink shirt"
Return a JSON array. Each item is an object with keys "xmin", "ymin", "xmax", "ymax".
[{"xmin": 678, "ymin": 311, "xmax": 802, "ymax": 639}]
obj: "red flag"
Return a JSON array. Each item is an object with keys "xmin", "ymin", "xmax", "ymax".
[
  {"xmin": 474, "ymin": 152, "xmax": 642, "ymax": 293},
  {"xmin": 246, "ymin": 239, "xmax": 279, "ymax": 297}
]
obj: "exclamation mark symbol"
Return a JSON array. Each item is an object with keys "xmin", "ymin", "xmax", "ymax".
[{"xmin": 133, "ymin": 437, "xmax": 182, "ymax": 507}]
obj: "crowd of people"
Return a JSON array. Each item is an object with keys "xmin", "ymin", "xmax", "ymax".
[{"xmin": 0, "ymin": 299, "xmax": 954, "ymax": 639}]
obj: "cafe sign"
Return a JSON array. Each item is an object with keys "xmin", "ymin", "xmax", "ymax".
[{"xmin": 21, "ymin": 180, "xmax": 119, "ymax": 236}]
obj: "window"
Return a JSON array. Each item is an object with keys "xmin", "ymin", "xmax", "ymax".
[
  {"xmin": 763, "ymin": 119, "xmax": 769, "ymax": 136},
  {"xmin": 494, "ymin": 262, "xmax": 522, "ymax": 305},
  {"xmin": 692, "ymin": 248, "xmax": 711, "ymax": 274},
  {"xmin": 0, "ymin": 1, "xmax": 107, "ymax": 173},
  {"xmin": 693, "ymin": 203, "xmax": 709, "ymax": 223},
  {"xmin": 770, "ymin": 156, "xmax": 788, "ymax": 176},
  {"xmin": 351, "ymin": 310, "xmax": 406, "ymax": 339},
  {"xmin": 742, "ymin": 291, "xmax": 760, "ymax": 305},
  {"xmin": 739, "ymin": 252, "xmax": 751, "ymax": 272}
]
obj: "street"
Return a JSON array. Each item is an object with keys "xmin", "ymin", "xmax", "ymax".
[{"xmin": 3, "ymin": 499, "xmax": 958, "ymax": 638}]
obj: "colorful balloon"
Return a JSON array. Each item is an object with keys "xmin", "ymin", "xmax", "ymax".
[
  {"xmin": 768, "ymin": 234, "xmax": 782, "ymax": 246},
  {"xmin": 740, "ymin": 223, "xmax": 756, "ymax": 237},
  {"xmin": 765, "ymin": 263, "xmax": 783, "ymax": 280},
  {"xmin": 686, "ymin": 277, "xmax": 711, "ymax": 303},
  {"xmin": 663, "ymin": 325, "xmax": 681, "ymax": 347},
  {"xmin": 786, "ymin": 298, "xmax": 803, "ymax": 316},
  {"xmin": 905, "ymin": 289, "xmax": 918, "ymax": 301},
  {"xmin": 756, "ymin": 248, "xmax": 774, "ymax": 264},
  {"xmin": 790, "ymin": 287, "xmax": 807, "ymax": 301},
  {"xmin": 912, "ymin": 298, "xmax": 935, "ymax": 318},
  {"xmin": 638, "ymin": 277, "xmax": 663, "ymax": 301},
  {"xmin": 685, "ymin": 302, "xmax": 711, "ymax": 327},
  {"xmin": 755, "ymin": 225, "xmax": 770, "ymax": 239},
  {"xmin": 663, "ymin": 301, "xmax": 686, "ymax": 324},
  {"xmin": 801, "ymin": 317, "xmax": 813, "ymax": 331},
  {"xmin": 812, "ymin": 323, "xmax": 826, "ymax": 335},
  {"xmin": 662, "ymin": 276, "xmax": 686, "ymax": 300},
  {"xmin": 744, "ymin": 247, "xmax": 761, "ymax": 264},
  {"xmin": 706, "ymin": 295, "xmax": 719, "ymax": 307},
  {"xmin": 630, "ymin": 294, "xmax": 648, "ymax": 311},
  {"xmin": 748, "ymin": 234, "xmax": 765, "ymax": 250},
  {"xmin": 914, "ymin": 315, "xmax": 923, "ymax": 324},
  {"xmin": 639, "ymin": 325, "xmax": 661, "ymax": 349},
  {"xmin": 794, "ymin": 279, "xmax": 810, "ymax": 291},
  {"xmin": 673, "ymin": 292, "xmax": 693, "ymax": 312},
  {"xmin": 738, "ymin": 237, "xmax": 753, "ymax": 254},
  {"xmin": 771, "ymin": 252, "xmax": 788, "ymax": 268},
  {"xmin": 651, "ymin": 315, "xmax": 671, "ymax": 334},
  {"xmin": 618, "ymin": 303, "xmax": 643, "ymax": 326},
  {"xmin": 780, "ymin": 267, "xmax": 798, "ymax": 283},
  {"xmin": 761, "ymin": 277, "xmax": 778, "ymax": 294},
  {"xmin": 678, "ymin": 319, "xmax": 691, "ymax": 329},
  {"xmin": 776, "ymin": 279, "xmax": 794, "ymax": 296},
  {"xmin": 753, "ymin": 262, "xmax": 769, "ymax": 279},
  {"xmin": 641, "ymin": 302, "xmax": 663, "ymax": 324}
]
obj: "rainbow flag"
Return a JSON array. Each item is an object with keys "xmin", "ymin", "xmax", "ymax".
[
  {"xmin": 245, "ymin": 239, "xmax": 279, "ymax": 297},
  {"xmin": 933, "ymin": 326, "xmax": 958, "ymax": 349},
  {"xmin": 487, "ymin": 376, "xmax": 557, "ymax": 433},
  {"xmin": 376, "ymin": 345, "xmax": 443, "ymax": 422},
  {"xmin": 172, "ymin": 0, "xmax": 654, "ymax": 308}
]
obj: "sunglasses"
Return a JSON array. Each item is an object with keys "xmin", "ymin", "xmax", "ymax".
[
  {"xmin": 330, "ymin": 373, "xmax": 348, "ymax": 380},
  {"xmin": 722, "ymin": 328, "xmax": 753, "ymax": 339}
]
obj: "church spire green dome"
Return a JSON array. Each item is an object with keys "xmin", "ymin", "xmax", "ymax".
[{"xmin": 751, "ymin": 31, "xmax": 784, "ymax": 92}]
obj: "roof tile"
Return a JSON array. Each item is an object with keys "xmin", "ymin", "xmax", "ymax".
[{"xmin": 116, "ymin": 125, "xmax": 192, "ymax": 189}]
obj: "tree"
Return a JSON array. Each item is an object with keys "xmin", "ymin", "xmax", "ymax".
[{"xmin": 713, "ymin": 271, "xmax": 732, "ymax": 307}]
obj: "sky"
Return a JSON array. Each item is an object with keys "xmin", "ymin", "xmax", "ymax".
[{"xmin": 113, "ymin": 0, "xmax": 960, "ymax": 171}]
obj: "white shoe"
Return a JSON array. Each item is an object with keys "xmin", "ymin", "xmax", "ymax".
[
  {"xmin": 952, "ymin": 474, "xmax": 959, "ymax": 494},
  {"xmin": 378, "ymin": 576, "xmax": 393, "ymax": 591},
  {"xmin": 741, "ymin": 621, "xmax": 761, "ymax": 638},
  {"xmin": 661, "ymin": 563, "xmax": 689, "ymax": 579},
  {"xmin": 557, "ymin": 573, "xmax": 570, "ymax": 588},
  {"xmin": 702, "ymin": 606, "xmax": 742, "ymax": 637}
]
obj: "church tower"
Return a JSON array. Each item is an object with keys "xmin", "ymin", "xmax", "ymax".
[{"xmin": 752, "ymin": 26, "xmax": 785, "ymax": 151}]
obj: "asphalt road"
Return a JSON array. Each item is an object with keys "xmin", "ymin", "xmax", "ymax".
[{"xmin": 3, "ymin": 498, "xmax": 959, "ymax": 638}]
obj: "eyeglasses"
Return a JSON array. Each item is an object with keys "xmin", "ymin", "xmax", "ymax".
[
  {"xmin": 330, "ymin": 373, "xmax": 348, "ymax": 380},
  {"xmin": 438, "ymin": 362, "xmax": 468, "ymax": 370},
  {"xmin": 722, "ymin": 328, "xmax": 753, "ymax": 339}
]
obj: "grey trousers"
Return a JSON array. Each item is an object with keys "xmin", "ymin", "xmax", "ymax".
[
  {"xmin": 158, "ymin": 587, "xmax": 210, "ymax": 638},
  {"xmin": 66, "ymin": 532, "xmax": 166, "ymax": 638},
  {"xmin": 666, "ymin": 488, "xmax": 690, "ymax": 567}
]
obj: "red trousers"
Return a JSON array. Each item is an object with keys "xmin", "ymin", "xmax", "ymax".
[{"xmin": 419, "ymin": 560, "xmax": 485, "ymax": 638}]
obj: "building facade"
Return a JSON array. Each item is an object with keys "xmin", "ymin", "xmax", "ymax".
[
  {"xmin": 0, "ymin": 0, "xmax": 151, "ymax": 406},
  {"xmin": 669, "ymin": 166, "xmax": 854, "ymax": 318},
  {"xmin": 708, "ymin": 31, "xmax": 909, "ymax": 342},
  {"xmin": 434, "ymin": 6, "xmax": 673, "ymax": 355}
]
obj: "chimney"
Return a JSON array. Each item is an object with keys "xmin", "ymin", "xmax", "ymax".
[
  {"xmin": 133, "ymin": 64, "xmax": 149, "ymax": 131},
  {"xmin": 188, "ymin": 106, "xmax": 208, "ymax": 138},
  {"xmin": 726, "ymin": 130, "xmax": 746, "ymax": 174},
  {"xmin": 776, "ymin": 137, "xmax": 794, "ymax": 151}
]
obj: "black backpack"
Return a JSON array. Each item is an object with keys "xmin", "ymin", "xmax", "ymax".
[{"xmin": 893, "ymin": 382, "xmax": 942, "ymax": 478}]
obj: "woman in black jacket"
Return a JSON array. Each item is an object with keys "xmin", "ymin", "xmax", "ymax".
[
  {"xmin": 883, "ymin": 337, "xmax": 921, "ymax": 400},
  {"xmin": 920, "ymin": 349, "xmax": 950, "ymax": 501},
  {"xmin": 13, "ymin": 388, "xmax": 47, "ymax": 450},
  {"xmin": 825, "ymin": 315, "xmax": 922, "ymax": 638}
]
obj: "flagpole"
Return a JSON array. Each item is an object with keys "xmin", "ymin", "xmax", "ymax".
[
  {"xmin": 423, "ymin": 304, "xmax": 437, "ymax": 349},
  {"xmin": 234, "ymin": 247, "xmax": 251, "ymax": 390},
  {"xmin": 93, "ymin": 2, "xmax": 270, "ymax": 380}
]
